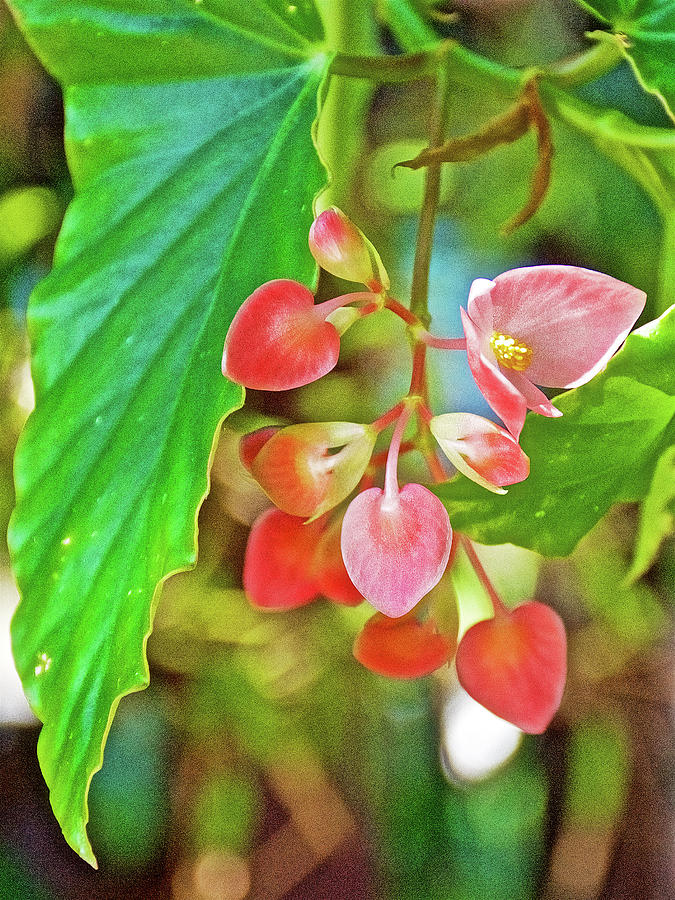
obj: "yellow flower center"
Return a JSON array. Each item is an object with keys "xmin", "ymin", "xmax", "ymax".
[{"xmin": 490, "ymin": 332, "xmax": 533, "ymax": 371}]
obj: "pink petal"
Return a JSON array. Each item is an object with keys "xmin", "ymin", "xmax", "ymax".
[
  {"xmin": 461, "ymin": 308, "xmax": 528, "ymax": 439},
  {"xmin": 485, "ymin": 265, "xmax": 646, "ymax": 388},
  {"xmin": 341, "ymin": 483, "xmax": 452, "ymax": 618},
  {"xmin": 505, "ymin": 371, "xmax": 562, "ymax": 419},
  {"xmin": 466, "ymin": 277, "xmax": 496, "ymax": 333},
  {"xmin": 430, "ymin": 412, "xmax": 530, "ymax": 493},
  {"xmin": 455, "ymin": 601, "xmax": 567, "ymax": 734}
]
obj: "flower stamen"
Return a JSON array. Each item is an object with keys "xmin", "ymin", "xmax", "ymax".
[{"xmin": 490, "ymin": 332, "xmax": 533, "ymax": 371}]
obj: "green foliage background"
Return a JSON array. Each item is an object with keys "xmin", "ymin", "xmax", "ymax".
[{"xmin": 0, "ymin": 0, "xmax": 672, "ymax": 893}]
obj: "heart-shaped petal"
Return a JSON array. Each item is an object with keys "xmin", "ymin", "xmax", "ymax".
[
  {"xmin": 455, "ymin": 601, "xmax": 567, "ymax": 734},
  {"xmin": 243, "ymin": 508, "xmax": 324, "ymax": 610},
  {"xmin": 341, "ymin": 483, "xmax": 452, "ymax": 618},
  {"xmin": 251, "ymin": 421, "xmax": 376, "ymax": 519},
  {"xmin": 354, "ymin": 612, "xmax": 454, "ymax": 678},
  {"xmin": 222, "ymin": 279, "xmax": 340, "ymax": 391},
  {"xmin": 312, "ymin": 514, "xmax": 363, "ymax": 606}
]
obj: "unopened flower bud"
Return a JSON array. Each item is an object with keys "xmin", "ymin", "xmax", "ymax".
[
  {"xmin": 222, "ymin": 279, "xmax": 340, "ymax": 391},
  {"xmin": 430, "ymin": 412, "xmax": 529, "ymax": 493},
  {"xmin": 354, "ymin": 612, "xmax": 453, "ymax": 678},
  {"xmin": 243, "ymin": 509, "xmax": 325, "ymax": 610},
  {"xmin": 455, "ymin": 600, "xmax": 567, "ymax": 733},
  {"xmin": 250, "ymin": 421, "xmax": 376, "ymax": 520},
  {"xmin": 309, "ymin": 207, "xmax": 390, "ymax": 292}
]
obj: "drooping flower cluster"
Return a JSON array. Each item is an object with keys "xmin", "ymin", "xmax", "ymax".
[{"xmin": 222, "ymin": 206, "xmax": 645, "ymax": 733}]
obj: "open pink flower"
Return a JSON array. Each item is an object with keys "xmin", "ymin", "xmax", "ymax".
[{"xmin": 461, "ymin": 266, "xmax": 646, "ymax": 438}]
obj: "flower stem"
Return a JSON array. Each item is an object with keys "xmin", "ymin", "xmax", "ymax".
[
  {"xmin": 372, "ymin": 402, "xmax": 405, "ymax": 433},
  {"xmin": 383, "ymin": 405, "xmax": 413, "ymax": 506},
  {"xmin": 385, "ymin": 297, "xmax": 466, "ymax": 349},
  {"xmin": 369, "ymin": 441, "xmax": 415, "ymax": 470},
  {"xmin": 409, "ymin": 48, "xmax": 449, "ymax": 326},
  {"xmin": 459, "ymin": 535, "xmax": 508, "ymax": 617},
  {"xmin": 385, "ymin": 296, "xmax": 418, "ymax": 326},
  {"xmin": 418, "ymin": 332, "xmax": 467, "ymax": 351},
  {"xmin": 409, "ymin": 342, "xmax": 427, "ymax": 396},
  {"xmin": 316, "ymin": 290, "xmax": 380, "ymax": 318}
]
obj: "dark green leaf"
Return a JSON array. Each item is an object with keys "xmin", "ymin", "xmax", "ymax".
[
  {"xmin": 574, "ymin": 0, "xmax": 675, "ymax": 120},
  {"xmin": 435, "ymin": 305, "xmax": 675, "ymax": 556},
  {"xmin": 8, "ymin": 0, "xmax": 329, "ymax": 866}
]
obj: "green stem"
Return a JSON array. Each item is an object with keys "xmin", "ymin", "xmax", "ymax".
[
  {"xmin": 545, "ymin": 35, "xmax": 624, "ymax": 88},
  {"xmin": 330, "ymin": 45, "xmax": 443, "ymax": 82},
  {"xmin": 460, "ymin": 536, "xmax": 508, "ymax": 618},
  {"xmin": 409, "ymin": 50, "xmax": 449, "ymax": 325},
  {"xmin": 315, "ymin": 0, "xmax": 379, "ymax": 205}
]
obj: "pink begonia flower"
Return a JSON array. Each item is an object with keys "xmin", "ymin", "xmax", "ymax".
[{"xmin": 460, "ymin": 266, "xmax": 646, "ymax": 439}]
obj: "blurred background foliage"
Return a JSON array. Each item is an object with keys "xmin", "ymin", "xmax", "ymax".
[{"xmin": 0, "ymin": 0, "xmax": 672, "ymax": 898}]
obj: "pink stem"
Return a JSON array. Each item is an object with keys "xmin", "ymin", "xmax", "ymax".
[
  {"xmin": 372, "ymin": 402, "xmax": 405, "ymax": 433},
  {"xmin": 459, "ymin": 535, "xmax": 509, "ymax": 617},
  {"xmin": 385, "ymin": 296, "xmax": 418, "ymax": 326},
  {"xmin": 409, "ymin": 343, "xmax": 427, "ymax": 396},
  {"xmin": 369, "ymin": 441, "xmax": 415, "ymax": 469},
  {"xmin": 418, "ymin": 332, "xmax": 467, "ymax": 351},
  {"xmin": 314, "ymin": 291, "xmax": 379, "ymax": 319},
  {"xmin": 384, "ymin": 405, "xmax": 413, "ymax": 506}
]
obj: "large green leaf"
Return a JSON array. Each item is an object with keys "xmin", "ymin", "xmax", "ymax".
[
  {"xmin": 7, "ymin": 0, "xmax": 330, "ymax": 866},
  {"xmin": 435, "ymin": 305, "xmax": 675, "ymax": 556},
  {"xmin": 625, "ymin": 443, "xmax": 675, "ymax": 581},
  {"xmin": 574, "ymin": 0, "xmax": 675, "ymax": 120}
]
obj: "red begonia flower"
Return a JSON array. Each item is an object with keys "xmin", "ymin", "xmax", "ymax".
[
  {"xmin": 243, "ymin": 508, "xmax": 324, "ymax": 610},
  {"xmin": 461, "ymin": 266, "xmax": 646, "ymax": 438},
  {"xmin": 249, "ymin": 421, "xmax": 376, "ymax": 520},
  {"xmin": 455, "ymin": 600, "xmax": 567, "ymax": 734},
  {"xmin": 222, "ymin": 279, "xmax": 340, "ymax": 391},
  {"xmin": 353, "ymin": 612, "xmax": 454, "ymax": 678}
]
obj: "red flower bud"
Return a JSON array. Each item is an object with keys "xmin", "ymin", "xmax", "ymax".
[
  {"xmin": 250, "ymin": 421, "xmax": 376, "ymax": 520},
  {"xmin": 223, "ymin": 279, "xmax": 340, "ymax": 391},
  {"xmin": 243, "ymin": 509, "xmax": 325, "ymax": 610},
  {"xmin": 312, "ymin": 513, "xmax": 363, "ymax": 606},
  {"xmin": 455, "ymin": 600, "xmax": 567, "ymax": 733},
  {"xmin": 354, "ymin": 612, "xmax": 453, "ymax": 678}
]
